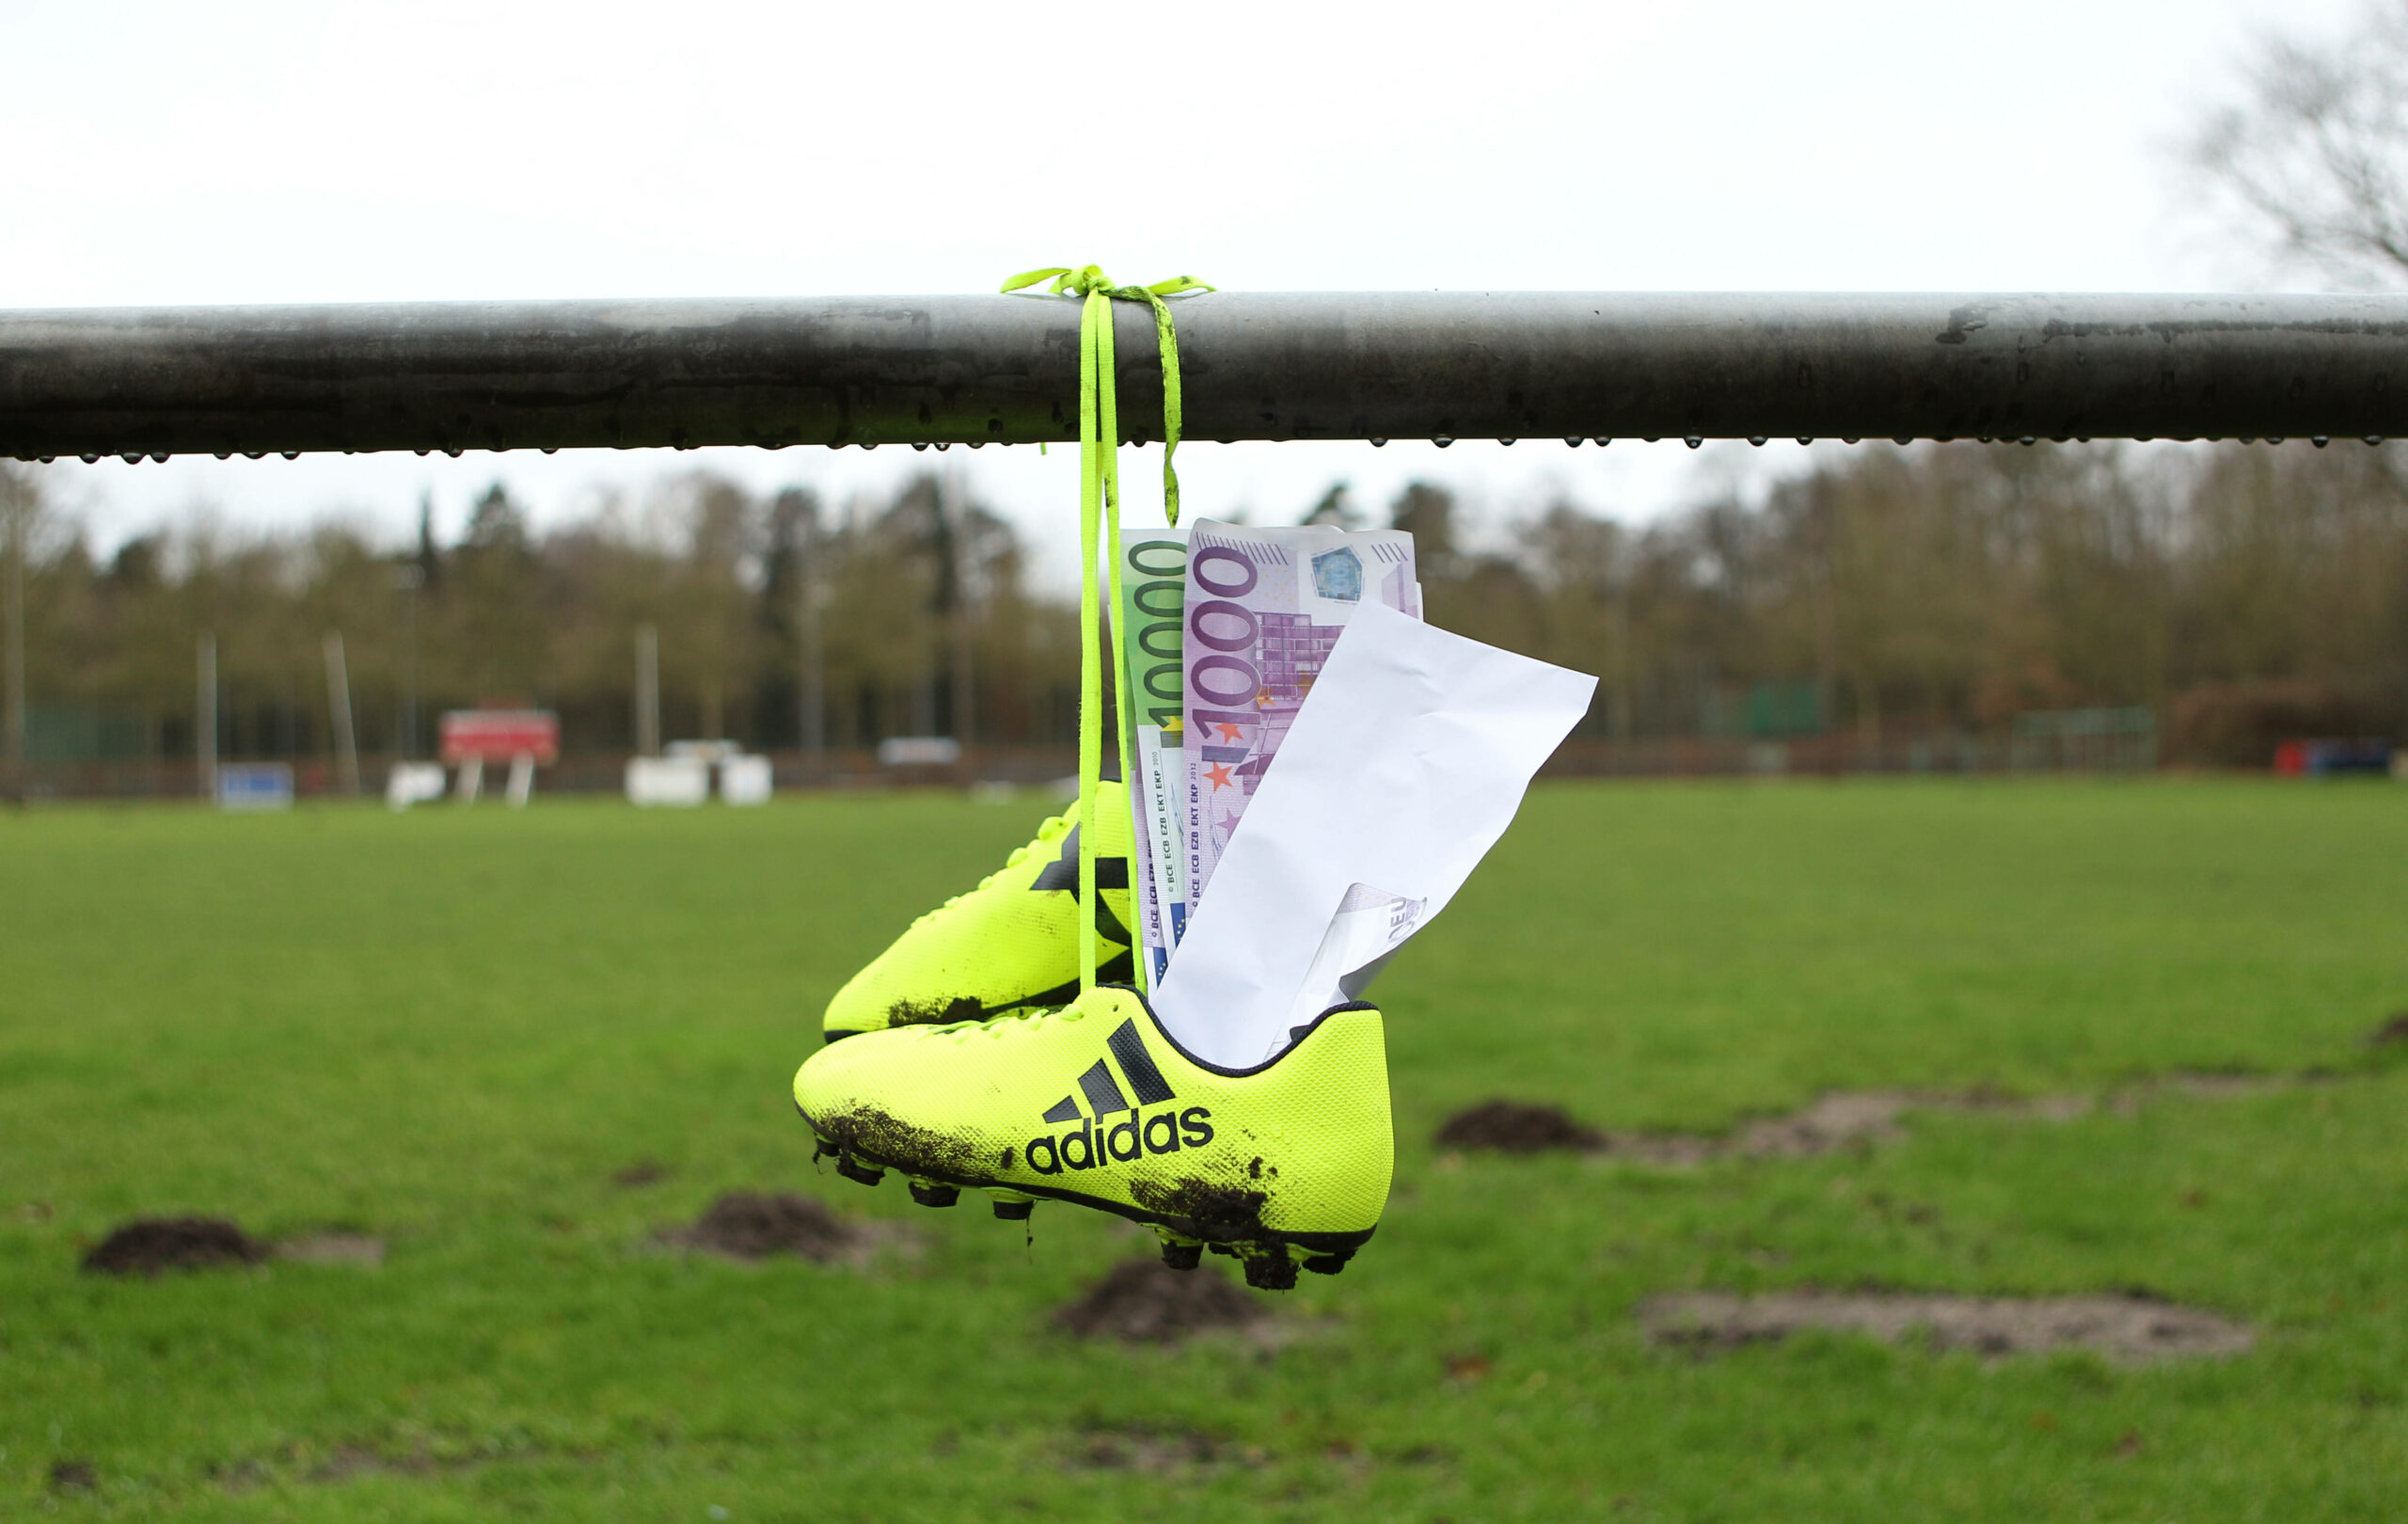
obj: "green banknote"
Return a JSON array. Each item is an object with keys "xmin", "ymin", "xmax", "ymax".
[{"xmin": 1117, "ymin": 526, "xmax": 1190, "ymax": 989}]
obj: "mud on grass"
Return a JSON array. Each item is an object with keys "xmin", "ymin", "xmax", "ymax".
[
  {"xmin": 275, "ymin": 1231, "xmax": 387, "ymax": 1267},
  {"xmin": 1640, "ymin": 1291, "xmax": 2255, "ymax": 1363},
  {"xmin": 1053, "ymin": 1255, "xmax": 1267, "ymax": 1344},
  {"xmin": 210, "ymin": 1434, "xmax": 591, "ymax": 1492},
  {"xmin": 1059, "ymin": 1424, "xmax": 1449, "ymax": 1476},
  {"xmin": 1063, "ymin": 1424, "xmax": 1262, "ymax": 1472},
  {"xmin": 81, "ymin": 1217, "xmax": 390, "ymax": 1276},
  {"xmin": 1440, "ymin": 1072, "xmax": 2361, "ymax": 1166},
  {"xmin": 667, "ymin": 1192, "xmax": 859, "ymax": 1262},
  {"xmin": 81, "ymin": 1217, "xmax": 269, "ymax": 1276},
  {"xmin": 1434, "ymin": 1100, "xmax": 1604, "ymax": 1152},
  {"xmin": 1434, "ymin": 1091, "xmax": 2066, "ymax": 1162}
]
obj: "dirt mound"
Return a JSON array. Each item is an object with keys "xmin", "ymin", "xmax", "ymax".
[
  {"xmin": 1640, "ymin": 1290, "xmax": 2253, "ymax": 1363},
  {"xmin": 81, "ymin": 1216, "xmax": 268, "ymax": 1277},
  {"xmin": 1434, "ymin": 1100, "xmax": 1605, "ymax": 1153},
  {"xmin": 673, "ymin": 1192, "xmax": 855, "ymax": 1262},
  {"xmin": 2368, "ymin": 1012, "xmax": 2408, "ymax": 1048},
  {"xmin": 1054, "ymin": 1256, "xmax": 1266, "ymax": 1343}
]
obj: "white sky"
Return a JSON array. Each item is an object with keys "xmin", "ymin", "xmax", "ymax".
[{"xmin": 0, "ymin": 0, "xmax": 2364, "ymax": 581}]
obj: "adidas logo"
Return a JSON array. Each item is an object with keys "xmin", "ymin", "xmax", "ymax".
[
  {"xmin": 1026, "ymin": 823, "xmax": 1133, "ymax": 946},
  {"xmin": 1022, "ymin": 1017, "xmax": 1212, "ymax": 1175}
]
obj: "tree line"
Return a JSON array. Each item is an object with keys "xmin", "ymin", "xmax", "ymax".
[
  {"xmin": 2, "ymin": 437, "xmax": 2401, "ymax": 779},
  {"xmin": 0, "ymin": 468, "xmax": 1078, "ymax": 772}
]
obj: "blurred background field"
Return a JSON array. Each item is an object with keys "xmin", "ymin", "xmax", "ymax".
[
  {"xmin": 8, "ymin": 439, "xmax": 2406, "ymax": 800},
  {"xmin": 4, "ymin": 779, "xmax": 2403, "ymax": 1521}
]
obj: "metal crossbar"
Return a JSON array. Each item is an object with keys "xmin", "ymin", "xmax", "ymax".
[{"xmin": 4, "ymin": 292, "xmax": 2406, "ymax": 461}]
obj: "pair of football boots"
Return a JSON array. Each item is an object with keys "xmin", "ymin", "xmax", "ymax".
[{"xmin": 792, "ymin": 780, "xmax": 1394, "ymax": 1290}]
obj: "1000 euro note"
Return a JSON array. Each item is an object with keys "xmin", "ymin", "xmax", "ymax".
[
  {"xmin": 1117, "ymin": 527, "xmax": 1190, "ymax": 989},
  {"xmin": 1177, "ymin": 520, "xmax": 1420, "ymax": 928}
]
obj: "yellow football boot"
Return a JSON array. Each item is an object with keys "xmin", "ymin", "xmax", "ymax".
[
  {"xmin": 821, "ymin": 782, "xmax": 1137, "ymax": 1042},
  {"xmin": 792, "ymin": 983, "xmax": 1392, "ymax": 1289}
]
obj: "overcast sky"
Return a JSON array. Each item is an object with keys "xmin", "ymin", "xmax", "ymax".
[{"xmin": 0, "ymin": 0, "xmax": 2365, "ymax": 580}]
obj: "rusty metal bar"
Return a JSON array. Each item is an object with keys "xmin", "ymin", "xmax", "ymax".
[{"xmin": 4, "ymin": 292, "xmax": 2406, "ymax": 461}]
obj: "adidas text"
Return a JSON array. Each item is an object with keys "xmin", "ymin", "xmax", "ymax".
[{"xmin": 1025, "ymin": 1106, "xmax": 1213, "ymax": 1174}]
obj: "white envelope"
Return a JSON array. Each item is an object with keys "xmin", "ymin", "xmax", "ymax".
[{"xmin": 1151, "ymin": 600, "xmax": 1596, "ymax": 1067}]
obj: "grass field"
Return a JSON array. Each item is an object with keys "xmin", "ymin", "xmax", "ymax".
[{"xmin": 4, "ymin": 780, "xmax": 2406, "ymax": 1520}]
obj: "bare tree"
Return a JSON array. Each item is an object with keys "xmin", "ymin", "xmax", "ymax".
[{"xmin": 2186, "ymin": 1, "xmax": 2408, "ymax": 286}]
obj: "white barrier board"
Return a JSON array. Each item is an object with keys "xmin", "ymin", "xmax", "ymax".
[
  {"xmin": 385, "ymin": 762, "xmax": 448, "ymax": 811},
  {"xmin": 626, "ymin": 755, "xmax": 710, "ymax": 807},
  {"xmin": 720, "ymin": 754, "xmax": 774, "ymax": 806}
]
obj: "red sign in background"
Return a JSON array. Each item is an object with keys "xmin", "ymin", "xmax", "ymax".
[{"xmin": 439, "ymin": 710, "xmax": 561, "ymax": 765}]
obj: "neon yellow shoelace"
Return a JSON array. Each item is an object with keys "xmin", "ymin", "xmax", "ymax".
[{"xmin": 999, "ymin": 263, "xmax": 1212, "ymax": 992}]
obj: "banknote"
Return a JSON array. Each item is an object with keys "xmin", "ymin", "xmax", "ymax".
[
  {"xmin": 1117, "ymin": 526, "xmax": 1190, "ymax": 989},
  {"xmin": 1177, "ymin": 520, "xmax": 1421, "ymax": 924}
]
